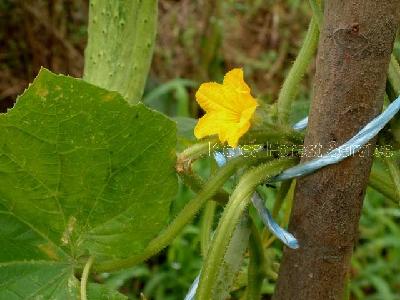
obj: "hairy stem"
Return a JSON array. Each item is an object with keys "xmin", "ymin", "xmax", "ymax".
[
  {"xmin": 388, "ymin": 54, "xmax": 400, "ymax": 94},
  {"xmin": 179, "ymin": 138, "xmax": 219, "ymax": 162},
  {"xmin": 196, "ymin": 158, "xmax": 296, "ymax": 300},
  {"xmin": 272, "ymin": 181, "xmax": 292, "ymax": 218},
  {"xmin": 277, "ymin": 17, "xmax": 319, "ymax": 125},
  {"xmin": 200, "ymin": 201, "xmax": 217, "ymax": 257},
  {"xmin": 387, "ymin": 55, "xmax": 400, "ymax": 143},
  {"xmin": 385, "ymin": 158, "xmax": 400, "ymax": 202},
  {"xmin": 179, "ymin": 171, "xmax": 229, "ymax": 204},
  {"xmin": 80, "ymin": 257, "xmax": 94, "ymax": 300},
  {"xmin": 309, "ymin": 0, "xmax": 324, "ymax": 28}
]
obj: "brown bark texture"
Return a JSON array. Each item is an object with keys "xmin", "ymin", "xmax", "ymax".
[{"xmin": 273, "ymin": 1, "xmax": 400, "ymax": 299}]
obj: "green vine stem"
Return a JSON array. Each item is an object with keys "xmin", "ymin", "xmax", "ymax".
[
  {"xmin": 178, "ymin": 127, "xmax": 304, "ymax": 167},
  {"xmin": 387, "ymin": 55, "xmax": 400, "ymax": 143},
  {"xmin": 242, "ymin": 128, "xmax": 304, "ymax": 145},
  {"xmin": 385, "ymin": 158, "xmax": 400, "ymax": 202},
  {"xmin": 178, "ymin": 138, "xmax": 219, "ymax": 163},
  {"xmin": 277, "ymin": 16, "xmax": 319, "ymax": 125},
  {"xmin": 180, "ymin": 171, "xmax": 229, "ymax": 204},
  {"xmin": 272, "ymin": 180, "xmax": 292, "ymax": 218},
  {"xmin": 308, "ymin": 0, "xmax": 324, "ymax": 28},
  {"xmin": 196, "ymin": 158, "xmax": 296, "ymax": 300},
  {"xmin": 383, "ymin": 55, "xmax": 400, "ymax": 201},
  {"xmin": 282, "ymin": 181, "xmax": 296, "ymax": 227},
  {"xmin": 94, "ymin": 154, "xmax": 272, "ymax": 272},
  {"xmin": 246, "ymin": 221, "xmax": 266, "ymax": 300},
  {"xmin": 388, "ymin": 54, "xmax": 400, "ymax": 94},
  {"xmin": 200, "ymin": 201, "xmax": 217, "ymax": 257},
  {"xmin": 343, "ymin": 273, "xmax": 351, "ymax": 300},
  {"xmin": 80, "ymin": 256, "xmax": 94, "ymax": 300},
  {"xmin": 200, "ymin": 158, "xmax": 219, "ymax": 256}
]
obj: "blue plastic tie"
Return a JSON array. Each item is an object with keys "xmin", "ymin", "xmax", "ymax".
[
  {"xmin": 275, "ymin": 95, "xmax": 400, "ymax": 181},
  {"xmin": 184, "ymin": 274, "xmax": 200, "ymax": 300},
  {"xmin": 251, "ymin": 192, "xmax": 299, "ymax": 249},
  {"xmin": 292, "ymin": 116, "xmax": 309, "ymax": 131}
]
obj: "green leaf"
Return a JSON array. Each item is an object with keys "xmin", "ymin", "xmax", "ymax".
[
  {"xmin": 0, "ymin": 261, "xmax": 79, "ymax": 299},
  {"xmin": 84, "ymin": 0, "xmax": 158, "ymax": 104},
  {"xmin": 0, "ymin": 262, "xmax": 127, "ymax": 299},
  {"xmin": 0, "ymin": 69, "xmax": 177, "ymax": 298},
  {"xmin": 87, "ymin": 283, "xmax": 128, "ymax": 300}
]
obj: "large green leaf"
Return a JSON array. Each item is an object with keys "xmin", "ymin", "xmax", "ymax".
[
  {"xmin": 84, "ymin": 0, "xmax": 158, "ymax": 104},
  {"xmin": 0, "ymin": 261, "xmax": 127, "ymax": 299},
  {"xmin": 0, "ymin": 69, "xmax": 177, "ymax": 298},
  {"xmin": 87, "ymin": 284, "xmax": 128, "ymax": 300},
  {"xmin": 0, "ymin": 262, "xmax": 78, "ymax": 299}
]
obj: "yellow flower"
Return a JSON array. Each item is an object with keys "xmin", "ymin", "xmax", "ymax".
[{"xmin": 194, "ymin": 68, "xmax": 258, "ymax": 147}]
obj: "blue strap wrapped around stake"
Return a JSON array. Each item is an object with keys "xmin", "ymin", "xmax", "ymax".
[
  {"xmin": 184, "ymin": 274, "xmax": 200, "ymax": 300},
  {"xmin": 276, "ymin": 95, "xmax": 400, "ymax": 181},
  {"xmin": 292, "ymin": 116, "xmax": 309, "ymax": 131},
  {"xmin": 251, "ymin": 192, "xmax": 299, "ymax": 249}
]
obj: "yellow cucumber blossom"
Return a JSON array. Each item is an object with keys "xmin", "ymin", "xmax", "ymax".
[{"xmin": 194, "ymin": 68, "xmax": 258, "ymax": 147}]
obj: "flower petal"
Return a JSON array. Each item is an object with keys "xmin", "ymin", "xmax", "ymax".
[
  {"xmin": 223, "ymin": 105, "xmax": 258, "ymax": 147},
  {"xmin": 194, "ymin": 68, "xmax": 258, "ymax": 146},
  {"xmin": 240, "ymin": 104, "xmax": 258, "ymax": 125},
  {"xmin": 194, "ymin": 111, "xmax": 237, "ymax": 139},
  {"xmin": 223, "ymin": 68, "xmax": 250, "ymax": 94},
  {"xmin": 225, "ymin": 122, "xmax": 251, "ymax": 147},
  {"xmin": 195, "ymin": 82, "xmax": 237, "ymax": 113},
  {"xmin": 194, "ymin": 114, "xmax": 218, "ymax": 139}
]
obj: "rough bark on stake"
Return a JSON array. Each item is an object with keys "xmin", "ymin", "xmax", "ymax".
[{"xmin": 273, "ymin": 1, "xmax": 400, "ymax": 300}]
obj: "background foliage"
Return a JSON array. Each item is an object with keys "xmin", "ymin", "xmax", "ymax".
[{"xmin": 0, "ymin": 0, "xmax": 399, "ymax": 299}]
